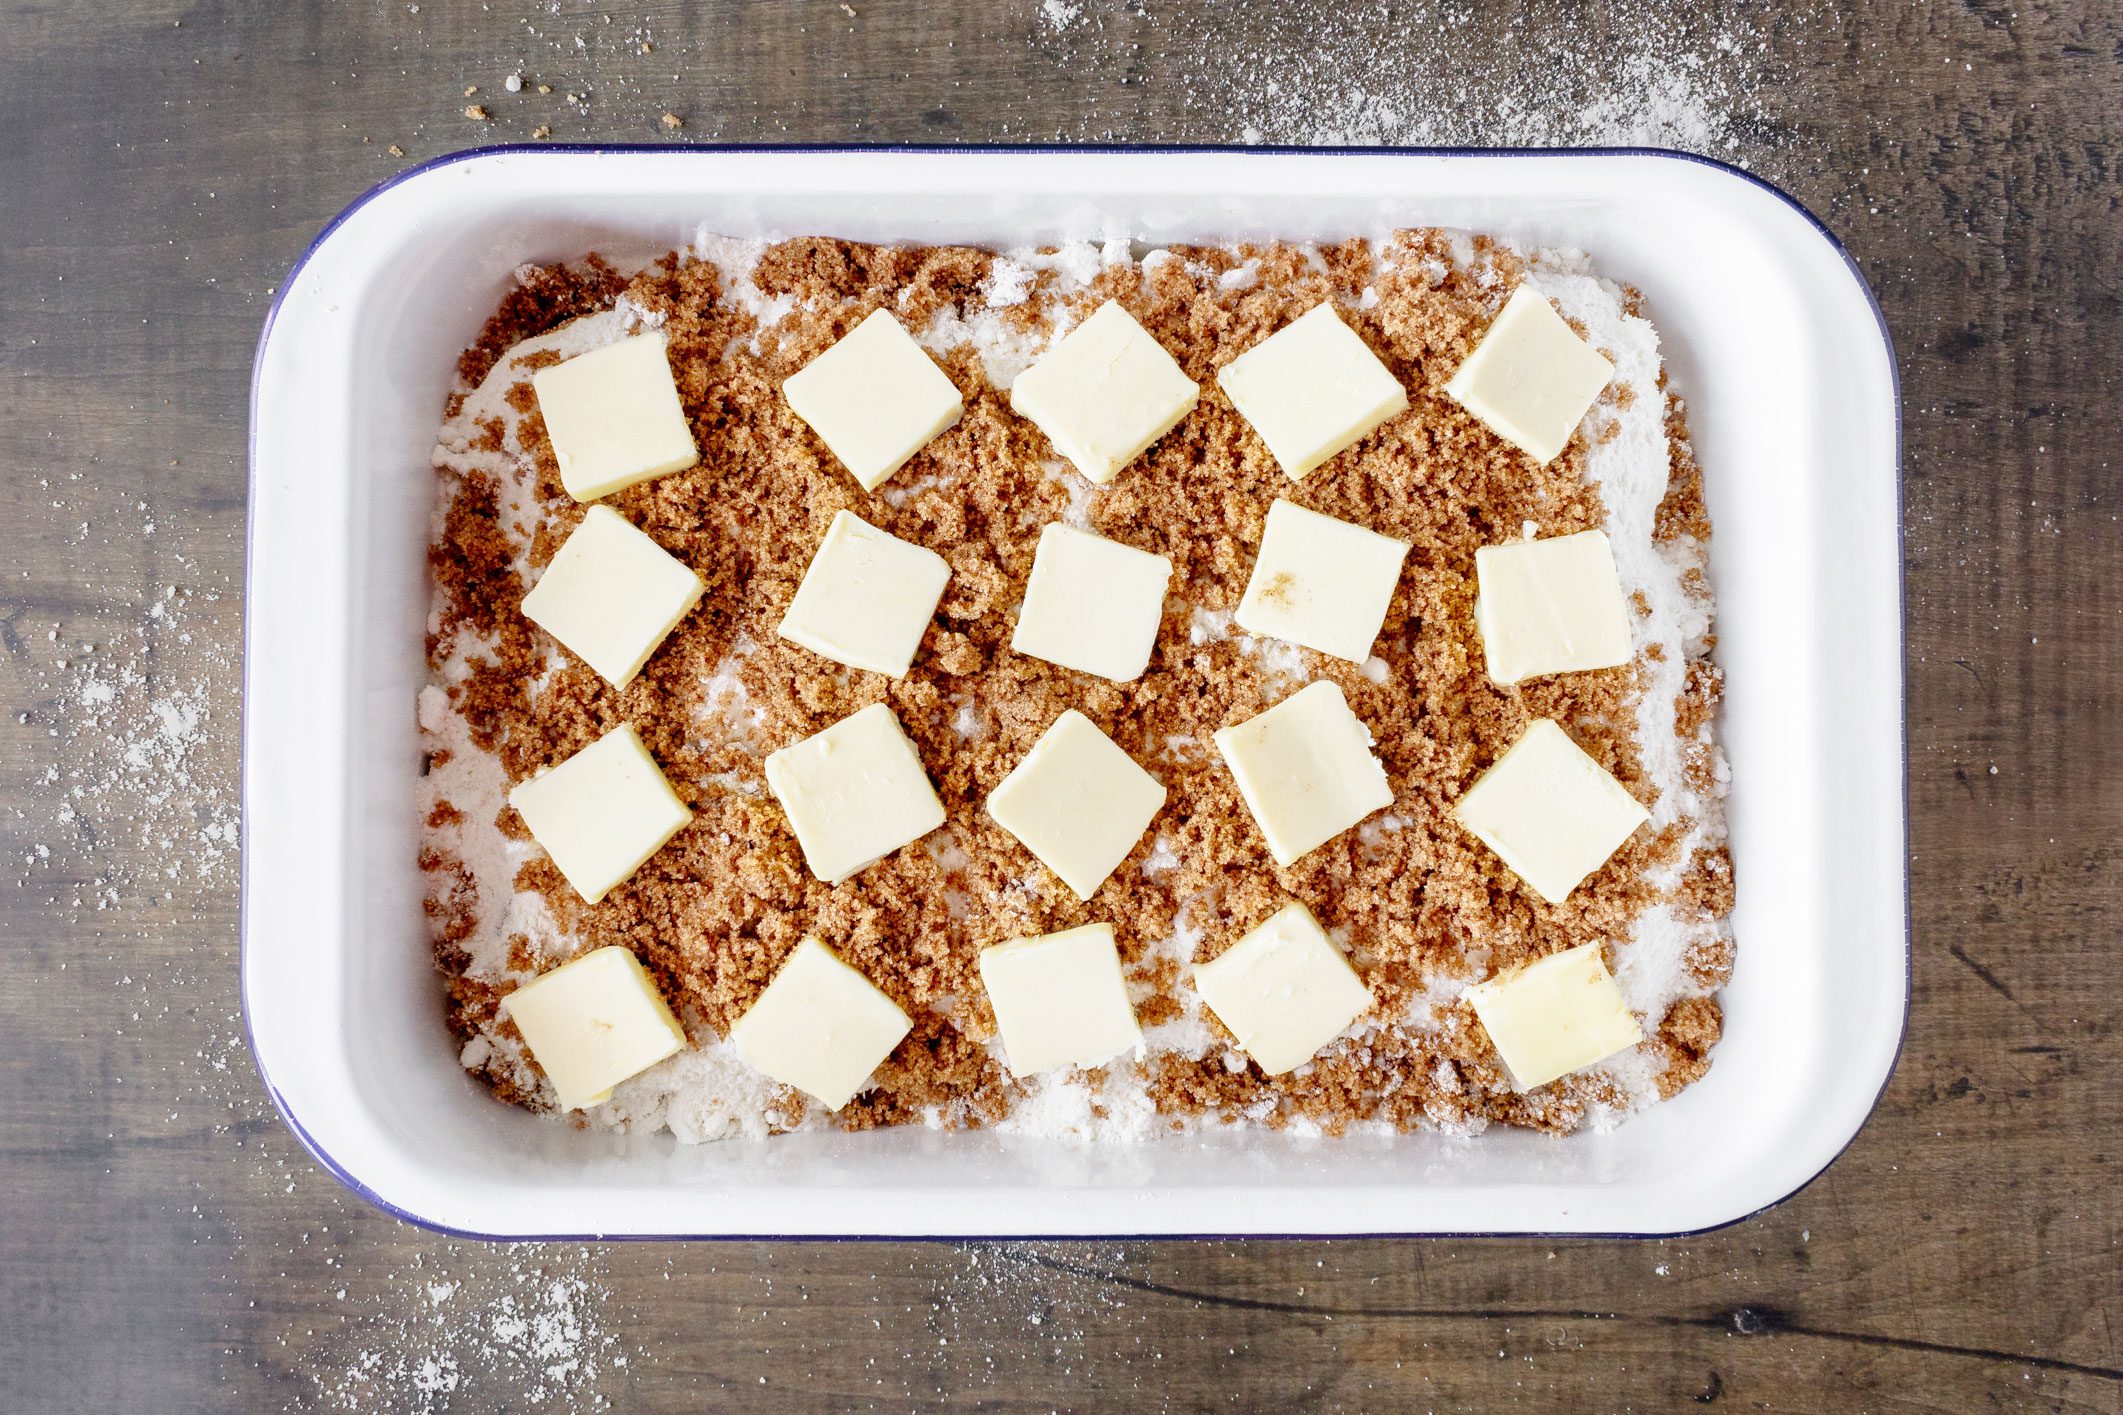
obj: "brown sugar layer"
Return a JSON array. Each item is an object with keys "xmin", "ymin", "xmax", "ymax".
[{"xmin": 418, "ymin": 230, "xmax": 1733, "ymax": 1143}]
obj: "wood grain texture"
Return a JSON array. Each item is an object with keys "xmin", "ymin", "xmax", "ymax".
[{"xmin": 2, "ymin": 2, "xmax": 2118, "ymax": 1410}]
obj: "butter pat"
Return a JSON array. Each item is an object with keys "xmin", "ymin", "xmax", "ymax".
[
  {"xmin": 764, "ymin": 703, "xmax": 946, "ymax": 883},
  {"xmin": 1474, "ymin": 530, "xmax": 1633, "ymax": 684},
  {"xmin": 1009, "ymin": 300, "xmax": 1199, "ymax": 484},
  {"xmin": 501, "ymin": 946, "xmax": 688, "ymax": 1110},
  {"xmin": 987, "ymin": 710, "xmax": 1166, "ymax": 900},
  {"xmin": 977, "ymin": 923, "xmax": 1143, "ymax": 1077},
  {"xmin": 778, "ymin": 510, "xmax": 951, "ymax": 677},
  {"xmin": 729, "ymin": 938, "xmax": 912, "ymax": 1110},
  {"xmin": 1446, "ymin": 286, "xmax": 1614, "ymax": 465},
  {"xmin": 1215, "ymin": 303, "xmax": 1408, "ymax": 480},
  {"xmin": 1193, "ymin": 902, "xmax": 1372, "ymax": 1075},
  {"xmin": 1465, "ymin": 941, "xmax": 1643, "ymax": 1090},
  {"xmin": 782, "ymin": 309, "xmax": 964, "ymax": 491},
  {"xmin": 531, "ymin": 334, "xmax": 701, "ymax": 502},
  {"xmin": 1452, "ymin": 719, "xmax": 1648, "ymax": 904},
  {"xmin": 1011, "ymin": 523, "xmax": 1173, "ymax": 682},
  {"xmin": 1235, "ymin": 499, "xmax": 1410, "ymax": 663},
  {"xmin": 509, "ymin": 724, "xmax": 692, "ymax": 904},
  {"xmin": 1214, "ymin": 681, "xmax": 1394, "ymax": 867},
  {"xmin": 520, "ymin": 505, "xmax": 705, "ymax": 689}
]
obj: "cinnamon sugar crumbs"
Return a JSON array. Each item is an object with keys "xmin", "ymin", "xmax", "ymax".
[
  {"xmin": 453, "ymin": 256, "xmax": 627, "ymax": 392},
  {"xmin": 420, "ymin": 228, "xmax": 1732, "ymax": 1141}
]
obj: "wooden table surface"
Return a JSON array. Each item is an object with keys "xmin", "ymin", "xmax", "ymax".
[{"xmin": 3, "ymin": 2, "xmax": 2118, "ymax": 1410}]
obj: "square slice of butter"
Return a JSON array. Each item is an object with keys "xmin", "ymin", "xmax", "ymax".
[
  {"xmin": 778, "ymin": 510, "xmax": 951, "ymax": 677},
  {"xmin": 1010, "ymin": 523, "xmax": 1173, "ymax": 682},
  {"xmin": 977, "ymin": 923, "xmax": 1143, "ymax": 1077},
  {"xmin": 520, "ymin": 504, "xmax": 705, "ymax": 689},
  {"xmin": 1474, "ymin": 529, "xmax": 1633, "ymax": 684},
  {"xmin": 782, "ymin": 309, "xmax": 965, "ymax": 491},
  {"xmin": 1213, "ymin": 681, "xmax": 1394, "ymax": 867},
  {"xmin": 1445, "ymin": 286, "xmax": 1614, "ymax": 466},
  {"xmin": 729, "ymin": 937, "xmax": 912, "ymax": 1110},
  {"xmin": 763, "ymin": 702, "xmax": 946, "ymax": 883},
  {"xmin": 509, "ymin": 724, "xmax": 692, "ymax": 904},
  {"xmin": 1215, "ymin": 303, "xmax": 1408, "ymax": 480},
  {"xmin": 1193, "ymin": 902, "xmax": 1372, "ymax": 1075},
  {"xmin": 530, "ymin": 333, "xmax": 701, "ymax": 502},
  {"xmin": 1235, "ymin": 499, "xmax": 1411, "ymax": 663},
  {"xmin": 1452, "ymin": 719, "xmax": 1649, "ymax": 904},
  {"xmin": 987, "ymin": 710, "xmax": 1166, "ymax": 901},
  {"xmin": 501, "ymin": 946, "xmax": 687, "ymax": 1110},
  {"xmin": 1009, "ymin": 300, "xmax": 1200, "ymax": 484},
  {"xmin": 1465, "ymin": 941, "xmax": 1643, "ymax": 1090}
]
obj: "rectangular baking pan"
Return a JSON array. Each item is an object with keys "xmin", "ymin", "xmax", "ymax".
[{"xmin": 243, "ymin": 146, "xmax": 1905, "ymax": 1238}]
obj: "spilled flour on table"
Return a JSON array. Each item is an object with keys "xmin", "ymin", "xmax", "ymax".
[
  {"xmin": 1033, "ymin": 0, "xmax": 1795, "ymax": 156},
  {"xmin": 14, "ymin": 576, "xmax": 239, "ymax": 902},
  {"xmin": 408, "ymin": 1, "xmax": 1803, "ymax": 163},
  {"xmin": 294, "ymin": 1245, "xmax": 635, "ymax": 1413}
]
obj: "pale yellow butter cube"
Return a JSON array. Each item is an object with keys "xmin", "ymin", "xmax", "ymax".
[
  {"xmin": 501, "ymin": 946, "xmax": 688, "ymax": 1110},
  {"xmin": 1452, "ymin": 719, "xmax": 1648, "ymax": 904},
  {"xmin": 977, "ymin": 923, "xmax": 1143, "ymax": 1077},
  {"xmin": 1009, "ymin": 300, "xmax": 1199, "ymax": 484},
  {"xmin": 1213, "ymin": 681, "xmax": 1394, "ymax": 867},
  {"xmin": 530, "ymin": 333, "xmax": 701, "ymax": 502},
  {"xmin": 777, "ymin": 510, "xmax": 951, "ymax": 678},
  {"xmin": 729, "ymin": 937, "xmax": 912, "ymax": 1110},
  {"xmin": 763, "ymin": 703, "xmax": 946, "ymax": 883},
  {"xmin": 1215, "ymin": 303, "xmax": 1408, "ymax": 480},
  {"xmin": 1445, "ymin": 286, "xmax": 1614, "ymax": 465},
  {"xmin": 1465, "ymin": 941, "xmax": 1643, "ymax": 1090},
  {"xmin": 520, "ymin": 505, "xmax": 704, "ymax": 689},
  {"xmin": 1235, "ymin": 499, "xmax": 1411, "ymax": 663},
  {"xmin": 986, "ymin": 710, "xmax": 1166, "ymax": 901},
  {"xmin": 509, "ymin": 724, "xmax": 692, "ymax": 904},
  {"xmin": 1010, "ymin": 523, "xmax": 1172, "ymax": 682},
  {"xmin": 1474, "ymin": 529, "xmax": 1633, "ymax": 684},
  {"xmin": 1193, "ymin": 902, "xmax": 1372, "ymax": 1075},
  {"xmin": 782, "ymin": 309, "xmax": 964, "ymax": 491}
]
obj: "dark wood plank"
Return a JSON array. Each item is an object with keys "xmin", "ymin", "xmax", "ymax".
[{"xmin": 2, "ymin": 1, "xmax": 2118, "ymax": 1410}]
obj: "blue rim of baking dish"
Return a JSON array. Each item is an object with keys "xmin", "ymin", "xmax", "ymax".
[{"xmin": 242, "ymin": 141, "xmax": 1909, "ymax": 1243}]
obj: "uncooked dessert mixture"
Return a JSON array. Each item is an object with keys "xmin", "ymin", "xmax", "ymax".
[{"xmin": 419, "ymin": 225, "xmax": 1732, "ymax": 1143}]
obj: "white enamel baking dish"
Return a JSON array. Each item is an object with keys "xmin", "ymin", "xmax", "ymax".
[{"xmin": 243, "ymin": 146, "xmax": 1904, "ymax": 1238}]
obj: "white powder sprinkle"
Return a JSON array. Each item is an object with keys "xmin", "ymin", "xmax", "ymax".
[
  {"xmin": 23, "ymin": 561, "xmax": 238, "ymax": 900},
  {"xmin": 303, "ymin": 1251, "xmax": 634, "ymax": 1412},
  {"xmin": 1042, "ymin": 3, "xmax": 1788, "ymax": 157},
  {"xmin": 1038, "ymin": 0, "xmax": 1083, "ymax": 34}
]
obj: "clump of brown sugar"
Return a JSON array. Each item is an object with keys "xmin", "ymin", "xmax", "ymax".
[{"xmin": 423, "ymin": 229, "xmax": 1731, "ymax": 1139}]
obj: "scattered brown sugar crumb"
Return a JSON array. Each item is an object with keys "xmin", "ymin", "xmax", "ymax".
[
  {"xmin": 454, "ymin": 255, "xmax": 627, "ymax": 391},
  {"xmin": 660, "ymin": 111, "xmax": 683, "ymax": 130},
  {"xmin": 463, "ymin": 104, "xmax": 489, "ymax": 122},
  {"xmin": 387, "ymin": 143, "xmax": 406, "ymax": 158},
  {"xmin": 1655, "ymin": 396, "xmax": 1714, "ymax": 543},
  {"xmin": 1649, "ymin": 994, "xmax": 1723, "ymax": 1098},
  {"xmin": 421, "ymin": 230, "xmax": 1731, "ymax": 1139}
]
